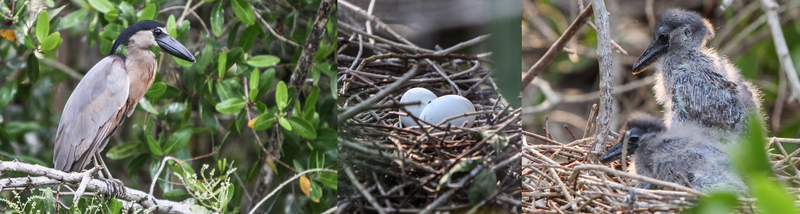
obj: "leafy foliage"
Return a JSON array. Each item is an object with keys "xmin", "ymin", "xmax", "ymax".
[{"xmin": 0, "ymin": 0, "xmax": 336, "ymax": 212}]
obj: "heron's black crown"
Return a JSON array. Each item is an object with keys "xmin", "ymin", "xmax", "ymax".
[{"xmin": 110, "ymin": 20, "xmax": 166, "ymax": 55}]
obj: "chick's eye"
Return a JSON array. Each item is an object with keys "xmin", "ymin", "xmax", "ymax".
[
  {"xmin": 153, "ymin": 29, "xmax": 163, "ymax": 37},
  {"xmin": 657, "ymin": 34, "xmax": 668, "ymax": 43},
  {"xmin": 628, "ymin": 136, "xmax": 640, "ymax": 143}
]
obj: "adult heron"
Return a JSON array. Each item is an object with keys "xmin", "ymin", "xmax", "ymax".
[{"xmin": 53, "ymin": 20, "xmax": 195, "ymax": 178}]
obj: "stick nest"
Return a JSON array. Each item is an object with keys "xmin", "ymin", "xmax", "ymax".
[
  {"xmin": 336, "ymin": 33, "xmax": 522, "ymax": 213},
  {"xmin": 523, "ymin": 111, "xmax": 800, "ymax": 213}
]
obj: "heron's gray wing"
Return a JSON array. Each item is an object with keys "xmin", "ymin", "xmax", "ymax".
[
  {"xmin": 54, "ymin": 55, "xmax": 129, "ymax": 172},
  {"xmin": 672, "ymin": 69, "xmax": 741, "ymax": 131}
]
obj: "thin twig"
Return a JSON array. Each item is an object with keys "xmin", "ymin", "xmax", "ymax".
[{"xmin": 521, "ymin": 3, "xmax": 594, "ymax": 91}]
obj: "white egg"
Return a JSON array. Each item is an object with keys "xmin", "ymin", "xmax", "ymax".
[
  {"xmin": 399, "ymin": 87, "xmax": 437, "ymax": 127},
  {"xmin": 419, "ymin": 95, "xmax": 476, "ymax": 127}
]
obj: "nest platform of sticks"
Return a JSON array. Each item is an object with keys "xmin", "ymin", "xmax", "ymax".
[
  {"xmin": 522, "ymin": 108, "xmax": 800, "ymax": 213},
  {"xmin": 336, "ymin": 20, "xmax": 522, "ymax": 213}
]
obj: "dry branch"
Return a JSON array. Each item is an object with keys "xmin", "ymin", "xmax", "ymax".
[
  {"xmin": 521, "ymin": 3, "xmax": 593, "ymax": 91},
  {"xmin": 758, "ymin": 0, "xmax": 800, "ymax": 102},
  {"xmin": 0, "ymin": 160, "xmax": 193, "ymax": 213},
  {"xmin": 590, "ymin": 0, "xmax": 614, "ymax": 162}
]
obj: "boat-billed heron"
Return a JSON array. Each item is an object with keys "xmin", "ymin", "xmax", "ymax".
[
  {"xmin": 631, "ymin": 8, "xmax": 762, "ymax": 142},
  {"xmin": 53, "ymin": 21, "xmax": 195, "ymax": 176},
  {"xmin": 600, "ymin": 112, "xmax": 748, "ymax": 195}
]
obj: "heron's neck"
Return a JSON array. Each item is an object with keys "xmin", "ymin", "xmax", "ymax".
[{"xmin": 123, "ymin": 47, "xmax": 157, "ymax": 113}]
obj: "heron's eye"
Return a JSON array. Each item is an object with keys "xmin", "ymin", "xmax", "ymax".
[
  {"xmin": 657, "ymin": 34, "xmax": 668, "ymax": 43},
  {"xmin": 628, "ymin": 136, "xmax": 639, "ymax": 143},
  {"xmin": 153, "ymin": 29, "xmax": 164, "ymax": 37}
]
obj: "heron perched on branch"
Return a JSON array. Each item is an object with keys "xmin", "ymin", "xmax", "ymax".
[
  {"xmin": 600, "ymin": 112, "xmax": 748, "ymax": 195},
  {"xmin": 53, "ymin": 21, "xmax": 195, "ymax": 179},
  {"xmin": 632, "ymin": 9, "xmax": 762, "ymax": 142}
]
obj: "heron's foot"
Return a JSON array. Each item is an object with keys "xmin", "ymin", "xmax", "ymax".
[{"xmin": 102, "ymin": 178, "xmax": 126, "ymax": 198}]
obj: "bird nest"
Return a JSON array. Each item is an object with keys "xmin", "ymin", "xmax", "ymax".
[
  {"xmin": 336, "ymin": 34, "xmax": 522, "ymax": 212},
  {"xmin": 522, "ymin": 108, "xmax": 800, "ymax": 213}
]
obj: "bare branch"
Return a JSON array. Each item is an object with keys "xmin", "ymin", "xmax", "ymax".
[
  {"xmin": 590, "ymin": 0, "xmax": 614, "ymax": 163},
  {"xmin": 521, "ymin": 3, "xmax": 593, "ymax": 91},
  {"xmin": 759, "ymin": 0, "xmax": 800, "ymax": 102},
  {"xmin": 0, "ymin": 160, "xmax": 193, "ymax": 214}
]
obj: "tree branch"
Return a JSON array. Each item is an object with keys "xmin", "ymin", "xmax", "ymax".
[
  {"xmin": 759, "ymin": 0, "xmax": 800, "ymax": 102},
  {"xmin": 590, "ymin": 0, "xmax": 614, "ymax": 162},
  {"xmin": 0, "ymin": 160, "xmax": 194, "ymax": 214},
  {"xmin": 521, "ymin": 3, "xmax": 593, "ymax": 91},
  {"xmin": 289, "ymin": 0, "xmax": 334, "ymax": 88}
]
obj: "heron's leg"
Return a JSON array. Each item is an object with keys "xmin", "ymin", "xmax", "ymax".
[
  {"xmin": 94, "ymin": 151, "xmax": 114, "ymax": 180},
  {"xmin": 92, "ymin": 155, "xmax": 107, "ymax": 179}
]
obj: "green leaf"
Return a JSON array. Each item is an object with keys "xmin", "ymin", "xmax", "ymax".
[
  {"xmin": 304, "ymin": 87, "xmax": 319, "ymax": 113},
  {"xmin": 106, "ymin": 198, "xmax": 123, "ymax": 214},
  {"xmin": 238, "ymin": 24, "xmax": 261, "ymax": 52},
  {"xmin": 146, "ymin": 82, "xmax": 167, "ymax": 99},
  {"xmin": 163, "ymin": 189, "xmax": 190, "ymax": 201},
  {"xmin": 288, "ymin": 116, "xmax": 316, "ymax": 140},
  {"xmin": 257, "ymin": 68, "xmax": 275, "ymax": 99},
  {"xmin": 309, "ymin": 180, "xmax": 323, "ymax": 201},
  {"xmin": 226, "ymin": 47, "xmax": 243, "ymax": 69},
  {"xmin": 163, "ymin": 127, "xmax": 193, "ymax": 155},
  {"xmin": 87, "ymin": 0, "xmax": 114, "ymax": 13},
  {"xmin": 118, "ymin": 2, "xmax": 135, "ymax": 22},
  {"xmin": 126, "ymin": 154, "xmax": 149, "ymax": 176},
  {"xmin": 200, "ymin": 103, "xmax": 217, "ymax": 134},
  {"xmin": 146, "ymin": 134, "xmax": 163, "ymax": 156},
  {"xmin": 104, "ymin": 9, "xmax": 120, "ymax": 21},
  {"xmin": 0, "ymin": 80, "xmax": 19, "ymax": 110},
  {"xmin": 26, "ymin": 53, "xmax": 39, "ymax": 83},
  {"xmin": 468, "ymin": 168, "xmax": 497, "ymax": 204},
  {"xmin": 231, "ymin": 0, "xmax": 255, "ymax": 26},
  {"xmin": 316, "ymin": 172, "xmax": 337, "ymax": 190},
  {"xmin": 439, "ymin": 159, "xmax": 482, "ymax": 190},
  {"xmin": 36, "ymin": 11, "xmax": 50, "ymax": 43},
  {"xmin": 211, "ymin": 3, "xmax": 224, "ymax": 37},
  {"xmin": 215, "ymin": 81, "xmax": 234, "ymax": 101},
  {"xmin": 106, "ymin": 142, "xmax": 141, "ymax": 160},
  {"xmin": 234, "ymin": 108, "xmax": 246, "ymax": 133},
  {"xmin": 5, "ymin": 122, "xmax": 40, "ymax": 138},
  {"xmin": 215, "ymin": 98, "xmax": 246, "ymax": 114},
  {"xmin": 166, "ymin": 15, "xmax": 177, "ymax": 37},
  {"xmin": 246, "ymin": 55, "xmax": 280, "ymax": 68},
  {"xmin": 138, "ymin": 3, "xmax": 157, "ymax": 22},
  {"xmin": 162, "ymin": 85, "xmax": 181, "ymax": 99},
  {"xmin": 253, "ymin": 111, "xmax": 275, "ymax": 131},
  {"xmin": 249, "ymin": 69, "xmax": 260, "ymax": 101},
  {"xmin": 683, "ymin": 192, "xmax": 738, "ymax": 214},
  {"xmin": 276, "ymin": 81, "xmax": 288, "ymax": 110},
  {"xmin": 137, "ymin": 97, "xmax": 159, "ymax": 115},
  {"xmin": 278, "ymin": 117, "xmax": 292, "ymax": 131},
  {"xmin": 172, "ymin": 55, "xmax": 194, "ymax": 67},
  {"xmin": 227, "ymin": 23, "xmax": 241, "ymax": 49},
  {"xmin": 752, "ymin": 174, "xmax": 799, "ymax": 214},
  {"xmin": 199, "ymin": 44, "xmax": 214, "ymax": 68},
  {"xmin": 218, "ymin": 51, "xmax": 227, "ymax": 79},
  {"xmin": 40, "ymin": 32, "xmax": 62, "ymax": 51},
  {"xmin": 246, "ymin": 162, "xmax": 262, "ymax": 182},
  {"xmin": 482, "ymin": 130, "xmax": 509, "ymax": 152},
  {"xmin": 733, "ymin": 113, "xmax": 771, "ymax": 175}
]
